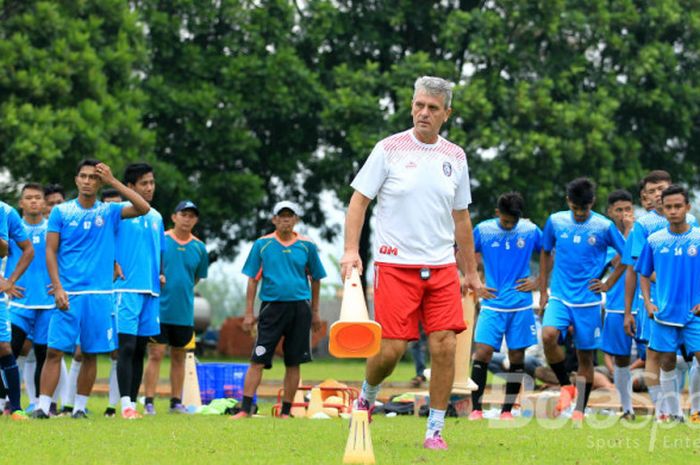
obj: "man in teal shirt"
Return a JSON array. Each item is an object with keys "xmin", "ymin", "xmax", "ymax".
[{"xmin": 143, "ymin": 200, "xmax": 208, "ymax": 414}]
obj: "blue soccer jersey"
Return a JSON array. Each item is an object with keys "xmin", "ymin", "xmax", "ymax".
[
  {"xmin": 0, "ymin": 207, "xmax": 7, "ymax": 242},
  {"xmin": 0, "ymin": 202, "xmax": 29, "ymax": 299},
  {"xmin": 242, "ymin": 232, "xmax": 327, "ymax": 302},
  {"xmin": 543, "ymin": 211, "xmax": 625, "ymax": 306},
  {"xmin": 47, "ymin": 199, "xmax": 124, "ymax": 293},
  {"xmin": 636, "ymin": 226, "xmax": 700, "ymax": 326},
  {"xmin": 114, "ymin": 205, "xmax": 165, "ymax": 296},
  {"xmin": 474, "ymin": 218, "xmax": 542, "ymax": 311},
  {"xmin": 604, "ymin": 247, "xmax": 626, "ymax": 313},
  {"xmin": 6, "ymin": 219, "xmax": 53, "ymax": 310},
  {"xmin": 159, "ymin": 231, "xmax": 208, "ymax": 326}
]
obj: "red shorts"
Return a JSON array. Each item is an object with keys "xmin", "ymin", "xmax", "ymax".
[{"xmin": 373, "ymin": 263, "xmax": 466, "ymax": 340}]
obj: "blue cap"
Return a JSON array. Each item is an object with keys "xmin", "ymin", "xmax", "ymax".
[{"xmin": 174, "ymin": 200, "xmax": 199, "ymax": 216}]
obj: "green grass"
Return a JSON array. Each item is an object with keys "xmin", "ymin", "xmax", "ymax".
[{"xmin": 6, "ymin": 396, "xmax": 700, "ymax": 465}]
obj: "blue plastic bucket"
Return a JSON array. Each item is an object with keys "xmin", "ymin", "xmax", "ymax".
[{"xmin": 196, "ymin": 362, "xmax": 254, "ymax": 405}]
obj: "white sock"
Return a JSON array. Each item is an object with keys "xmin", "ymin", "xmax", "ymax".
[
  {"xmin": 109, "ymin": 360, "xmax": 120, "ymax": 407},
  {"xmin": 360, "ymin": 380, "xmax": 380, "ymax": 406},
  {"xmin": 660, "ymin": 369, "xmax": 681, "ymax": 418},
  {"xmin": 57, "ymin": 358, "xmax": 69, "ymax": 405},
  {"xmin": 649, "ymin": 385, "xmax": 661, "ymax": 414},
  {"xmin": 691, "ymin": 361, "xmax": 700, "ymax": 413},
  {"xmin": 121, "ymin": 396, "xmax": 132, "ymax": 412},
  {"xmin": 38, "ymin": 394, "xmax": 52, "ymax": 415},
  {"xmin": 425, "ymin": 408, "xmax": 446, "ymax": 439},
  {"xmin": 74, "ymin": 394, "xmax": 89, "ymax": 413},
  {"xmin": 614, "ymin": 365, "xmax": 633, "ymax": 413},
  {"xmin": 19, "ymin": 355, "xmax": 36, "ymax": 403},
  {"xmin": 66, "ymin": 359, "xmax": 82, "ymax": 407}
]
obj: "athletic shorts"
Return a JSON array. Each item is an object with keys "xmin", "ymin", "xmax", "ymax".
[
  {"xmin": 542, "ymin": 299, "xmax": 601, "ymax": 350},
  {"xmin": 252, "ymin": 300, "xmax": 312, "ymax": 369},
  {"xmin": 0, "ymin": 300, "xmax": 10, "ymax": 343},
  {"xmin": 115, "ymin": 292, "xmax": 160, "ymax": 337},
  {"xmin": 635, "ymin": 308, "xmax": 652, "ymax": 343},
  {"xmin": 373, "ymin": 264, "xmax": 466, "ymax": 340},
  {"xmin": 474, "ymin": 308, "xmax": 537, "ymax": 351},
  {"xmin": 601, "ymin": 312, "xmax": 632, "ymax": 357},
  {"xmin": 649, "ymin": 317, "xmax": 700, "ymax": 354},
  {"xmin": 10, "ymin": 307, "xmax": 55, "ymax": 345},
  {"xmin": 47, "ymin": 293, "xmax": 116, "ymax": 354},
  {"xmin": 150, "ymin": 323, "xmax": 194, "ymax": 348}
]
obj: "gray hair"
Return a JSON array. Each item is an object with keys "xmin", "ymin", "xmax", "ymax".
[{"xmin": 413, "ymin": 76, "xmax": 453, "ymax": 109}]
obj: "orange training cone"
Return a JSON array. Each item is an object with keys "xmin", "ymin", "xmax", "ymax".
[
  {"xmin": 306, "ymin": 387, "xmax": 325, "ymax": 418},
  {"xmin": 452, "ymin": 290, "xmax": 478, "ymax": 393},
  {"xmin": 329, "ymin": 267, "xmax": 381, "ymax": 358}
]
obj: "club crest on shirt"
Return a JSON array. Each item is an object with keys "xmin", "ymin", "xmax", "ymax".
[
  {"xmin": 587, "ymin": 235, "xmax": 596, "ymax": 246},
  {"xmin": 95, "ymin": 215, "xmax": 104, "ymax": 227},
  {"xmin": 442, "ymin": 161, "xmax": 452, "ymax": 177},
  {"xmin": 517, "ymin": 237, "xmax": 525, "ymax": 248},
  {"xmin": 689, "ymin": 245, "xmax": 698, "ymax": 257}
]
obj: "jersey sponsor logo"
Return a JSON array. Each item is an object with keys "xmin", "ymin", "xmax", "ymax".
[
  {"xmin": 83, "ymin": 221, "xmax": 92, "ymax": 230},
  {"xmin": 689, "ymin": 245, "xmax": 698, "ymax": 257},
  {"xmin": 95, "ymin": 215, "xmax": 104, "ymax": 227},
  {"xmin": 517, "ymin": 237, "xmax": 525, "ymax": 249},
  {"xmin": 379, "ymin": 245, "xmax": 399, "ymax": 256},
  {"xmin": 587, "ymin": 235, "xmax": 596, "ymax": 246},
  {"xmin": 255, "ymin": 345, "xmax": 267, "ymax": 356},
  {"xmin": 442, "ymin": 161, "xmax": 452, "ymax": 177}
]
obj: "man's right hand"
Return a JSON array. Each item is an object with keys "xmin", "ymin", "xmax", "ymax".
[
  {"xmin": 55, "ymin": 288, "xmax": 69, "ymax": 310},
  {"xmin": 242, "ymin": 314, "xmax": 256, "ymax": 334},
  {"xmin": 645, "ymin": 301, "xmax": 659, "ymax": 318},
  {"xmin": 539, "ymin": 289, "xmax": 549, "ymax": 312},
  {"xmin": 340, "ymin": 251, "xmax": 363, "ymax": 281},
  {"xmin": 624, "ymin": 312, "xmax": 636, "ymax": 337}
]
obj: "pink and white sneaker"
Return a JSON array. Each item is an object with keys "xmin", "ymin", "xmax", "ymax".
[
  {"xmin": 468, "ymin": 409, "xmax": 483, "ymax": 421},
  {"xmin": 499, "ymin": 411, "xmax": 514, "ymax": 421},
  {"xmin": 423, "ymin": 432, "xmax": 448, "ymax": 450},
  {"xmin": 121, "ymin": 407, "xmax": 142, "ymax": 420},
  {"xmin": 353, "ymin": 398, "xmax": 374, "ymax": 423}
]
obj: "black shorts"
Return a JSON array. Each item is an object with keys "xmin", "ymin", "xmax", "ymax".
[
  {"xmin": 149, "ymin": 323, "xmax": 194, "ymax": 348},
  {"xmin": 252, "ymin": 300, "xmax": 312, "ymax": 369}
]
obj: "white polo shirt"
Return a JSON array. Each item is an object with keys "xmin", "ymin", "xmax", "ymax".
[{"xmin": 351, "ymin": 129, "xmax": 472, "ymax": 267}]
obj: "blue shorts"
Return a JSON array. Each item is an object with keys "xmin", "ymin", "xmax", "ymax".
[
  {"xmin": 0, "ymin": 300, "xmax": 10, "ymax": 343},
  {"xmin": 10, "ymin": 307, "xmax": 55, "ymax": 345},
  {"xmin": 601, "ymin": 312, "xmax": 632, "ymax": 357},
  {"xmin": 47, "ymin": 294, "xmax": 116, "ymax": 354},
  {"xmin": 542, "ymin": 299, "xmax": 602, "ymax": 350},
  {"xmin": 635, "ymin": 309, "xmax": 651, "ymax": 343},
  {"xmin": 115, "ymin": 292, "xmax": 160, "ymax": 337},
  {"xmin": 474, "ymin": 308, "xmax": 537, "ymax": 351},
  {"xmin": 649, "ymin": 317, "xmax": 700, "ymax": 354}
]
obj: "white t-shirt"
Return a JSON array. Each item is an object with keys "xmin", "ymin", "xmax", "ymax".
[{"xmin": 351, "ymin": 129, "xmax": 472, "ymax": 266}]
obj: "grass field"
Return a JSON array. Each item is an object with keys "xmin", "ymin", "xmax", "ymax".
[{"xmin": 5, "ymin": 395, "xmax": 700, "ymax": 465}]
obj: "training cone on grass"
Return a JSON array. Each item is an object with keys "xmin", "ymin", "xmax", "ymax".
[
  {"xmin": 306, "ymin": 387, "xmax": 324, "ymax": 418},
  {"xmin": 290, "ymin": 379, "xmax": 307, "ymax": 418},
  {"xmin": 182, "ymin": 352, "xmax": 202, "ymax": 408},
  {"xmin": 452, "ymin": 290, "xmax": 478, "ymax": 394},
  {"xmin": 343, "ymin": 410, "xmax": 375, "ymax": 464},
  {"xmin": 329, "ymin": 267, "xmax": 381, "ymax": 358}
]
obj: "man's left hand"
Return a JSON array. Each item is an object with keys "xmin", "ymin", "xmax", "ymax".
[
  {"xmin": 0, "ymin": 278, "xmax": 24, "ymax": 299},
  {"xmin": 311, "ymin": 311, "xmax": 322, "ymax": 332}
]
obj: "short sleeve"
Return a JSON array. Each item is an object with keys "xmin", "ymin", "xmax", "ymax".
[
  {"xmin": 350, "ymin": 143, "xmax": 388, "ymax": 200},
  {"xmin": 542, "ymin": 217, "xmax": 555, "ymax": 252},
  {"xmin": 473, "ymin": 225, "xmax": 482, "ymax": 253},
  {"xmin": 533, "ymin": 226, "xmax": 543, "ymax": 253},
  {"xmin": 306, "ymin": 242, "xmax": 327, "ymax": 281},
  {"xmin": 689, "ymin": 214, "xmax": 699, "ymax": 227},
  {"xmin": 629, "ymin": 221, "xmax": 647, "ymax": 259},
  {"xmin": 634, "ymin": 242, "xmax": 653, "ymax": 277},
  {"xmin": 110, "ymin": 202, "xmax": 126, "ymax": 223},
  {"xmin": 241, "ymin": 240, "xmax": 263, "ymax": 279},
  {"xmin": 196, "ymin": 243, "xmax": 209, "ymax": 280},
  {"xmin": 47, "ymin": 206, "xmax": 63, "ymax": 234},
  {"xmin": 452, "ymin": 161, "xmax": 472, "ymax": 210},
  {"xmin": 607, "ymin": 222, "xmax": 625, "ymax": 255},
  {"xmin": 621, "ymin": 230, "xmax": 635, "ymax": 266},
  {"xmin": 0, "ymin": 209, "xmax": 7, "ymax": 241},
  {"xmin": 7, "ymin": 208, "xmax": 27, "ymax": 243}
]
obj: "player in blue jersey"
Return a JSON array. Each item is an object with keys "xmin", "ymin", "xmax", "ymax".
[
  {"xmin": 232, "ymin": 201, "xmax": 326, "ymax": 419},
  {"xmin": 0, "ymin": 197, "xmax": 35, "ymax": 420},
  {"xmin": 112, "ymin": 163, "xmax": 165, "ymax": 419},
  {"xmin": 539, "ymin": 178, "xmax": 625, "ymax": 423},
  {"xmin": 468, "ymin": 192, "xmax": 541, "ymax": 421},
  {"xmin": 32, "ymin": 159, "xmax": 150, "ymax": 419},
  {"xmin": 143, "ymin": 201, "xmax": 208, "ymax": 415},
  {"xmin": 622, "ymin": 170, "xmax": 697, "ymax": 420},
  {"xmin": 599, "ymin": 189, "xmax": 636, "ymax": 420},
  {"xmin": 636, "ymin": 185, "xmax": 700, "ymax": 422}
]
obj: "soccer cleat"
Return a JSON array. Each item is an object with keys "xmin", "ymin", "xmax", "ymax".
[
  {"xmin": 121, "ymin": 407, "xmax": 142, "ymax": 420},
  {"xmin": 72, "ymin": 410, "xmax": 88, "ymax": 419},
  {"xmin": 690, "ymin": 412, "xmax": 700, "ymax": 424},
  {"xmin": 144, "ymin": 403, "xmax": 156, "ymax": 416},
  {"xmin": 10, "ymin": 410, "xmax": 29, "ymax": 421},
  {"xmin": 423, "ymin": 432, "xmax": 448, "ymax": 450},
  {"xmin": 620, "ymin": 411, "xmax": 636, "ymax": 422},
  {"xmin": 49, "ymin": 402, "xmax": 58, "ymax": 417},
  {"xmin": 30, "ymin": 409, "xmax": 50, "ymax": 420},
  {"xmin": 655, "ymin": 414, "xmax": 670, "ymax": 423},
  {"xmin": 104, "ymin": 407, "xmax": 117, "ymax": 418},
  {"xmin": 230, "ymin": 411, "xmax": 250, "ymax": 420},
  {"xmin": 468, "ymin": 409, "xmax": 483, "ymax": 421},
  {"xmin": 59, "ymin": 406, "xmax": 74, "ymax": 417},
  {"xmin": 353, "ymin": 398, "xmax": 374, "ymax": 423},
  {"xmin": 169, "ymin": 404, "xmax": 188, "ymax": 414},
  {"xmin": 499, "ymin": 411, "xmax": 514, "ymax": 421},
  {"xmin": 671, "ymin": 414, "xmax": 686, "ymax": 424},
  {"xmin": 26, "ymin": 403, "xmax": 36, "ymax": 414},
  {"xmin": 556, "ymin": 385, "xmax": 577, "ymax": 414}
]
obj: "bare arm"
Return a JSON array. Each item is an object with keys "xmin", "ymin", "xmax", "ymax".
[
  {"xmin": 590, "ymin": 260, "xmax": 626, "ymax": 293},
  {"xmin": 46, "ymin": 232, "xmax": 69, "ymax": 310},
  {"xmin": 623, "ymin": 266, "xmax": 638, "ymax": 337},
  {"xmin": 0, "ymin": 238, "xmax": 34, "ymax": 298},
  {"xmin": 453, "ymin": 209, "xmax": 484, "ymax": 295},
  {"xmin": 242, "ymin": 277, "xmax": 259, "ymax": 333},
  {"xmin": 640, "ymin": 275, "xmax": 656, "ymax": 317},
  {"xmin": 340, "ymin": 191, "xmax": 372, "ymax": 279},
  {"xmin": 0, "ymin": 238, "xmax": 7, "ymax": 257},
  {"xmin": 310, "ymin": 279, "xmax": 321, "ymax": 332},
  {"xmin": 539, "ymin": 249, "xmax": 553, "ymax": 311},
  {"xmin": 95, "ymin": 163, "xmax": 150, "ymax": 219}
]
